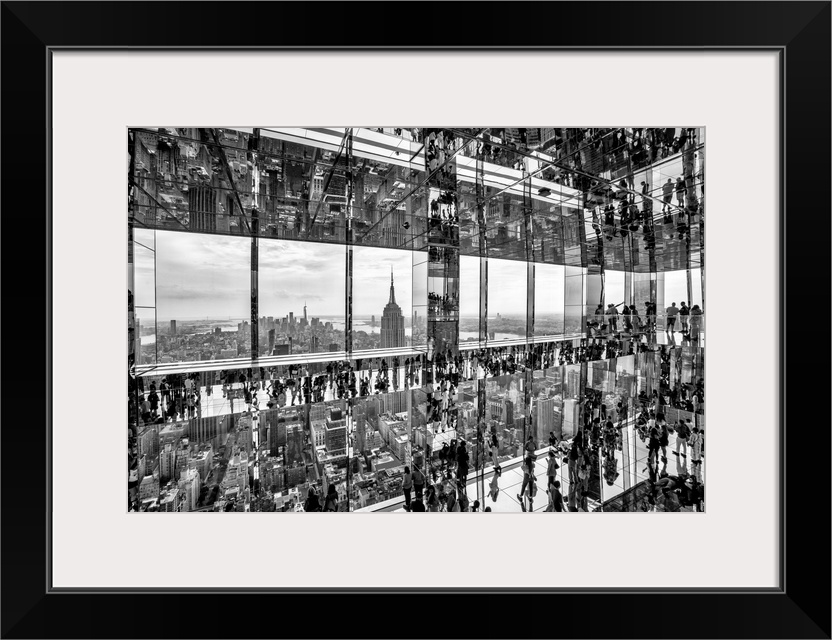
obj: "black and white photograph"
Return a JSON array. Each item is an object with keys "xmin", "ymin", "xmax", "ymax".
[
  {"xmin": 4, "ymin": 0, "xmax": 830, "ymax": 635},
  {"xmin": 128, "ymin": 126, "xmax": 705, "ymax": 514}
]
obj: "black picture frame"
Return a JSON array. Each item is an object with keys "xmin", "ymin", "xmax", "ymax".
[{"xmin": 2, "ymin": 1, "xmax": 829, "ymax": 638}]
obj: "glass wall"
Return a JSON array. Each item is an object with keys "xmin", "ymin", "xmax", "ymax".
[{"xmin": 129, "ymin": 126, "xmax": 704, "ymax": 513}]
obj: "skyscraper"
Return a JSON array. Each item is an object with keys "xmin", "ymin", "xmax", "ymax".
[
  {"xmin": 138, "ymin": 426, "xmax": 160, "ymax": 460},
  {"xmin": 380, "ymin": 269, "xmax": 405, "ymax": 349},
  {"xmin": 353, "ymin": 403, "xmax": 367, "ymax": 454},
  {"xmin": 325, "ymin": 407, "xmax": 347, "ymax": 457},
  {"xmin": 285, "ymin": 423, "xmax": 304, "ymax": 465},
  {"xmin": 188, "ymin": 184, "xmax": 217, "ymax": 232},
  {"xmin": 159, "ymin": 443, "xmax": 176, "ymax": 483},
  {"xmin": 178, "ymin": 468, "xmax": 200, "ymax": 512},
  {"xmin": 536, "ymin": 397, "xmax": 555, "ymax": 443},
  {"xmin": 303, "ymin": 301, "xmax": 307, "ymax": 323},
  {"xmin": 170, "ymin": 319, "xmax": 177, "ymax": 336}
]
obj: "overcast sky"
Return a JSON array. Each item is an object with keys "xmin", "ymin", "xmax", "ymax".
[
  {"xmin": 136, "ymin": 231, "xmax": 415, "ymax": 320},
  {"xmin": 133, "ymin": 230, "xmax": 698, "ymax": 321}
]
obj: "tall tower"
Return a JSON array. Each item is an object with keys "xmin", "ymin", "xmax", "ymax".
[
  {"xmin": 380, "ymin": 268, "xmax": 405, "ymax": 348},
  {"xmin": 188, "ymin": 184, "xmax": 217, "ymax": 232},
  {"xmin": 303, "ymin": 301, "xmax": 308, "ymax": 322}
]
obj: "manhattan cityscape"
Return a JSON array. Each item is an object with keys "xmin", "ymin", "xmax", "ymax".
[{"xmin": 129, "ymin": 126, "xmax": 705, "ymax": 514}]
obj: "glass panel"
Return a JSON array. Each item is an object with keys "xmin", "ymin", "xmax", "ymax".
[
  {"xmin": 485, "ymin": 258, "xmax": 526, "ymax": 342},
  {"xmin": 411, "ymin": 249, "xmax": 428, "ymax": 350},
  {"xmin": 134, "ymin": 306, "xmax": 157, "ymax": 366},
  {"xmin": 352, "ymin": 246, "xmax": 412, "ymax": 351},
  {"xmin": 534, "ymin": 263, "xmax": 565, "ymax": 337},
  {"xmin": 258, "ymin": 238, "xmax": 346, "ymax": 355},
  {"xmin": 458, "ymin": 255, "xmax": 480, "ymax": 346},
  {"xmin": 564, "ymin": 265, "xmax": 585, "ymax": 335},
  {"xmin": 133, "ymin": 241, "xmax": 156, "ymax": 308},
  {"xmin": 690, "ymin": 267, "xmax": 704, "ymax": 308},
  {"xmin": 154, "ymin": 232, "xmax": 251, "ymax": 365}
]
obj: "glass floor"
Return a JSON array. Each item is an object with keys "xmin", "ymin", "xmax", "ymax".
[{"xmin": 362, "ymin": 424, "xmax": 704, "ymax": 513}]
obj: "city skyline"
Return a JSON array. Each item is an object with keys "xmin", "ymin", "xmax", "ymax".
[
  {"xmin": 129, "ymin": 125, "xmax": 705, "ymax": 517},
  {"xmin": 135, "ymin": 229, "xmax": 698, "ymax": 322}
]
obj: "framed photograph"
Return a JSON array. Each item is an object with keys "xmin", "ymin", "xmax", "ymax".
[{"xmin": 2, "ymin": 1, "xmax": 829, "ymax": 638}]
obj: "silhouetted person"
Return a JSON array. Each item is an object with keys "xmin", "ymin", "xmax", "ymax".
[
  {"xmin": 666, "ymin": 302, "xmax": 679, "ymax": 333},
  {"xmin": 662, "ymin": 178, "xmax": 674, "ymax": 213}
]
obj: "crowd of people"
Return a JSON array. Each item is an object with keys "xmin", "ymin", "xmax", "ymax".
[
  {"xmin": 429, "ymin": 190, "xmax": 459, "ymax": 229},
  {"xmin": 427, "ymin": 290, "xmax": 459, "ymax": 318},
  {"xmin": 132, "ymin": 344, "xmax": 704, "ymax": 513},
  {"xmin": 133, "ymin": 332, "xmax": 704, "ymax": 430},
  {"xmin": 401, "ymin": 440, "xmax": 473, "ymax": 512},
  {"xmin": 554, "ymin": 127, "xmax": 700, "ymax": 175},
  {"xmin": 425, "ymin": 129, "xmax": 458, "ymax": 184},
  {"xmin": 135, "ymin": 374, "xmax": 204, "ymax": 426},
  {"xmin": 641, "ymin": 448, "xmax": 704, "ymax": 512},
  {"xmin": 587, "ymin": 301, "xmax": 704, "ymax": 346}
]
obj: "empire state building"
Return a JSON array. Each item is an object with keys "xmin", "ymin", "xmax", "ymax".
[{"xmin": 380, "ymin": 269, "xmax": 405, "ymax": 349}]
